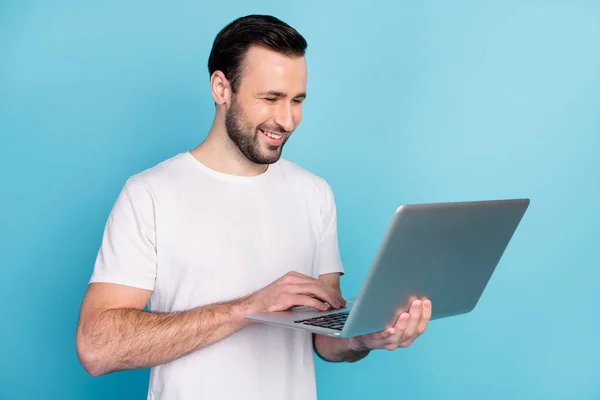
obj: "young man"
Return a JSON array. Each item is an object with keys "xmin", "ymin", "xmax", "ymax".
[{"xmin": 76, "ymin": 14, "xmax": 431, "ymax": 400}]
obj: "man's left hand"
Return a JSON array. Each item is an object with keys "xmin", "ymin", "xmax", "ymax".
[{"xmin": 348, "ymin": 298, "xmax": 432, "ymax": 352}]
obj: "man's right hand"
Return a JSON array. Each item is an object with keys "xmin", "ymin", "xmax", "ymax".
[{"xmin": 242, "ymin": 271, "xmax": 346, "ymax": 317}]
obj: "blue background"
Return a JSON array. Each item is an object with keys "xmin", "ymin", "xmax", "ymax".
[{"xmin": 1, "ymin": 1, "xmax": 599, "ymax": 399}]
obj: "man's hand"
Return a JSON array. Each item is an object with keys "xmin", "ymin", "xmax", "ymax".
[
  {"xmin": 348, "ymin": 298, "xmax": 432, "ymax": 352},
  {"xmin": 242, "ymin": 271, "xmax": 347, "ymax": 317}
]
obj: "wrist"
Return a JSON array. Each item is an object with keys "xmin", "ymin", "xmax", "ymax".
[
  {"xmin": 230, "ymin": 296, "xmax": 253, "ymax": 327},
  {"xmin": 347, "ymin": 337, "xmax": 369, "ymax": 353}
]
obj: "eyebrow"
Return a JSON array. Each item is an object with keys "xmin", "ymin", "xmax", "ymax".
[{"xmin": 257, "ymin": 90, "xmax": 307, "ymax": 100}]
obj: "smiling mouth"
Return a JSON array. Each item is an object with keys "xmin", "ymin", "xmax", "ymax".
[{"xmin": 259, "ymin": 129, "xmax": 284, "ymax": 140}]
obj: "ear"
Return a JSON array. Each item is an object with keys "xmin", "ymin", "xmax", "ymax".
[{"xmin": 210, "ymin": 71, "xmax": 231, "ymax": 106}]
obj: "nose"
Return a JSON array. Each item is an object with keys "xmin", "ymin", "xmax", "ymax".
[{"xmin": 273, "ymin": 102, "xmax": 295, "ymax": 133}]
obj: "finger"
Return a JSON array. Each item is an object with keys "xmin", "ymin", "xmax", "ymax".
[
  {"xmin": 393, "ymin": 312, "xmax": 410, "ymax": 333},
  {"xmin": 310, "ymin": 280, "xmax": 345, "ymax": 306},
  {"xmin": 357, "ymin": 324, "xmax": 407, "ymax": 351},
  {"xmin": 364, "ymin": 327, "xmax": 396, "ymax": 342},
  {"xmin": 292, "ymin": 283, "xmax": 344, "ymax": 308},
  {"xmin": 400, "ymin": 300, "xmax": 422, "ymax": 341},
  {"xmin": 287, "ymin": 294, "xmax": 329, "ymax": 311},
  {"xmin": 319, "ymin": 282, "xmax": 346, "ymax": 306},
  {"xmin": 283, "ymin": 271, "xmax": 313, "ymax": 283},
  {"xmin": 310, "ymin": 279, "xmax": 346, "ymax": 306},
  {"xmin": 282, "ymin": 274, "xmax": 342, "ymax": 302},
  {"xmin": 416, "ymin": 299, "xmax": 432, "ymax": 335},
  {"xmin": 384, "ymin": 313, "xmax": 410, "ymax": 345},
  {"xmin": 282, "ymin": 272, "xmax": 346, "ymax": 308},
  {"xmin": 286, "ymin": 273, "xmax": 346, "ymax": 306}
]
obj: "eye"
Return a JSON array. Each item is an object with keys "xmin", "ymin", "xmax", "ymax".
[
  {"xmin": 292, "ymin": 98, "xmax": 304, "ymax": 104},
  {"xmin": 264, "ymin": 98, "xmax": 277, "ymax": 103}
]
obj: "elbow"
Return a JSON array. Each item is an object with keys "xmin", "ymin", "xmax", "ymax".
[
  {"xmin": 76, "ymin": 332, "xmax": 110, "ymax": 377},
  {"xmin": 312, "ymin": 334, "xmax": 333, "ymax": 363},
  {"xmin": 82, "ymin": 363, "xmax": 105, "ymax": 377}
]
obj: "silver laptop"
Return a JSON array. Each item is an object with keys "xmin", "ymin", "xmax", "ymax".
[{"xmin": 245, "ymin": 198, "xmax": 530, "ymax": 338}]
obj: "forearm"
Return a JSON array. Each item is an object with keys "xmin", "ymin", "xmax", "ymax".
[
  {"xmin": 313, "ymin": 334, "xmax": 370, "ymax": 363},
  {"xmin": 78, "ymin": 298, "xmax": 248, "ymax": 375}
]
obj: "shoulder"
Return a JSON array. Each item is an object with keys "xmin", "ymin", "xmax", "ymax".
[
  {"xmin": 124, "ymin": 152, "xmax": 190, "ymax": 193},
  {"xmin": 275, "ymin": 158, "xmax": 336, "ymax": 206},
  {"xmin": 276, "ymin": 158, "xmax": 333, "ymax": 189},
  {"xmin": 105, "ymin": 153, "xmax": 191, "ymax": 210}
]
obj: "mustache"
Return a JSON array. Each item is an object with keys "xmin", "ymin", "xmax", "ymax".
[{"xmin": 257, "ymin": 124, "xmax": 290, "ymax": 135}]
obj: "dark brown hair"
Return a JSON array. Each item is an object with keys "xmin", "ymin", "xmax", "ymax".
[{"xmin": 208, "ymin": 15, "xmax": 307, "ymax": 93}]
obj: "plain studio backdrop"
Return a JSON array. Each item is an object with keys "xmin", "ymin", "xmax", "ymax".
[{"xmin": 1, "ymin": 1, "xmax": 599, "ymax": 399}]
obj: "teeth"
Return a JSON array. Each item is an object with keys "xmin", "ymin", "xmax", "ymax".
[{"xmin": 262, "ymin": 130, "xmax": 282, "ymax": 140}]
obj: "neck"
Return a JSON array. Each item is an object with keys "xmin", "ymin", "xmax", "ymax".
[{"xmin": 190, "ymin": 111, "xmax": 268, "ymax": 177}]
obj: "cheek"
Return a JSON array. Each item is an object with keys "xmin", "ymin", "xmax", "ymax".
[
  {"xmin": 293, "ymin": 107, "xmax": 303, "ymax": 124},
  {"xmin": 253, "ymin": 104, "xmax": 273, "ymax": 125}
]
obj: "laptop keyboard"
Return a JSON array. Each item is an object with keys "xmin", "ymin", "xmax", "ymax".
[{"xmin": 294, "ymin": 311, "xmax": 349, "ymax": 331}]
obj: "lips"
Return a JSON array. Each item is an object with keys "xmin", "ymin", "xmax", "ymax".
[
  {"xmin": 259, "ymin": 129, "xmax": 283, "ymax": 139},
  {"xmin": 259, "ymin": 129, "xmax": 284, "ymax": 146}
]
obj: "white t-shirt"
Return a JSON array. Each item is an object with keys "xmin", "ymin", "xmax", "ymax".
[{"xmin": 89, "ymin": 151, "xmax": 345, "ymax": 400}]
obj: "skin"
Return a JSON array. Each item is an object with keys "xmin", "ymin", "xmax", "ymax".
[
  {"xmin": 191, "ymin": 45, "xmax": 307, "ymax": 176},
  {"xmin": 75, "ymin": 45, "xmax": 431, "ymax": 376},
  {"xmin": 315, "ymin": 274, "xmax": 431, "ymax": 363}
]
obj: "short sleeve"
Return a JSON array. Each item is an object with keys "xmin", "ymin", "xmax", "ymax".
[
  {"xmin": 314, "ymin": 181, "xmax": 345, "ymax": 276},
  {"xmin": 89, "ymin": 178, "xmax": 157, "ymax": 290}
]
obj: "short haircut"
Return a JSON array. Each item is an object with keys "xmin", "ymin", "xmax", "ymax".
[{"xmin": 208, "ymin": 15, "xmax": 308, "ymax": 93}]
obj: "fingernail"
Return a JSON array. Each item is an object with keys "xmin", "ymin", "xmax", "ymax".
[
  {"xmin": 415, "ymin": 300, "xmax": 422, "ymax": 310},
  {"xmin": 424, "ymin": 300, "xmax": 431, "ymax": 310}
]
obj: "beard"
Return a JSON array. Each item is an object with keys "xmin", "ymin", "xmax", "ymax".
[{"xmin": 225, "ymin": 96, "xmax": 290, "ymax": 165}]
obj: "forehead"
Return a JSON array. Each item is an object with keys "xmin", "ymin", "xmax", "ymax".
[{"xmin": 238, "ymin": 46, "xmax": 307, "ymax": 94}]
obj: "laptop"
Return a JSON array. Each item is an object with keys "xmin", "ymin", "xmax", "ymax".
[{"xmin": 245, "ymin": 198, "xmax": 530, "ymax": 338}]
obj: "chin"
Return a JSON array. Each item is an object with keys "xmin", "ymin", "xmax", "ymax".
[
  {"xmin": 259, "ymin": 154, "xmax": 282, "ymax": 164},
  {"xmin": 257, "ymin": 152, "xmax": 282, "ymax": 165},
  {"xmin": 257, "ymin": 145, "xmax": 283, "ymax": 163}
]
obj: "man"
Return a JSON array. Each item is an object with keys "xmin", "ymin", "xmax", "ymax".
[{"xmin": 76, "ymin": 14, "xmax": 432, "ymax": 399}]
